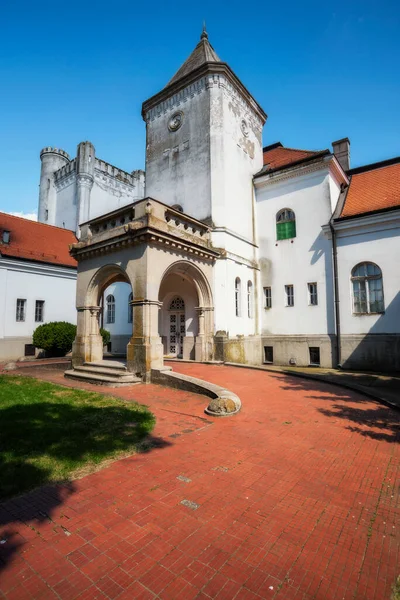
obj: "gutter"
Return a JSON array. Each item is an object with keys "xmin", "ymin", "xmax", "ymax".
[{"xmin": 329, "ymin": 219, "xmax": 341, "ymax": 367}]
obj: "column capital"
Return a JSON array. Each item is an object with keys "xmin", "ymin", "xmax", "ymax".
[
  {"xmin": 131, "ymin": 299, "xmax": 162, "ymax": 309},
  {"xmin": 77, "ymin": 305, "xmax": 101, "ymax": 312}
]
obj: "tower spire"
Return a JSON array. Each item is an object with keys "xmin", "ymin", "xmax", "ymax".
[{"xmin": 201, "ymin": 21, "xmax": 208, "ymax": 40}]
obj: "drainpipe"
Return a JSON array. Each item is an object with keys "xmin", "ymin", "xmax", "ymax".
[{"xmin": 329, "ymin": 219, "xmax": 341, "ymax": 367}]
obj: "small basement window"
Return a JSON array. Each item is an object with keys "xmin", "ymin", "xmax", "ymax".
[
  {"xmin": 2, "ymin": 230, "xmax": 10, "ymax": 244},
  {"xmin": 264, "ymin": 346, "xmax": 273, "ymax": 363},
  {"xmin": 24, "ymin": 344, "xmax": 36, "ymax": 357},
  {"xmin": 309, "ymin": 347, "xmax": 320, "ymax": 366}
]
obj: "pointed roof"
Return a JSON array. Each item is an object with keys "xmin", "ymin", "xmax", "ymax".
[{"xmin": 166, "ymin": 26, "xmax": 221, "ymax": 88}]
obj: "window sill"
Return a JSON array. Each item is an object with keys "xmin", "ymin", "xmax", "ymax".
[{"xmin": 353, "ymin": 311, "xmax": 385, "ymax": 316}]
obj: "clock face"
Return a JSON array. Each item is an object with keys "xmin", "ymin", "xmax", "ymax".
[
  {"xmin": 240, "ymin": 118, "xmax": 249, "ymax": 137},
  {"xmin": 168, "ymin": 111, "xmax": 183, "ymax": 132}
]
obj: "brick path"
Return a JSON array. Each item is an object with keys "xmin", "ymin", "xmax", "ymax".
[{"xmin": 0, "ymin": 363, "xmax": 399, "ymax": 600}]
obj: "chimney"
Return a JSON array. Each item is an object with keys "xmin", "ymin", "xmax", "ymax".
[{"xmin": 332, "ymin": 138, "xmax": 350, "ymax": 172}]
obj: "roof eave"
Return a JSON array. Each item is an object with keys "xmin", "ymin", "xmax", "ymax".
[
  {"xmin": 141, "ymin": 62, "xmax": 267, "ymax": 123},
  {"xmin": 254, "ymin": 150, "xmax": 331, "ymax": 180}
]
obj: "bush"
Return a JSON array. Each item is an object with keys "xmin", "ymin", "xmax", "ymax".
[
  {"xmin": 100, "ymin": 328, "xmax": 111, "ymax": 348},
  {"xmin": 33, "ymin": 322, "xmax": 111, "ymax": 357},
  {"xmin": 33, "ymin": 322, "xmax": 76, "ymax": 357}
]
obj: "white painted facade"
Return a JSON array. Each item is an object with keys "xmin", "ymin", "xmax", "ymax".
[{"xmin": 0, "ymin": 257, "xmax": 76, "ymax": 359}]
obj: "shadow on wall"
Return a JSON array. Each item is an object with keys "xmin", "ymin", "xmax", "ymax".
[
  {"xmin": 342, "ymin": 291, "xmax": 400, "ymax": 372},
  {"xmin": 274, "ymin": 372, "xmax": 400, "ymax": 444}
]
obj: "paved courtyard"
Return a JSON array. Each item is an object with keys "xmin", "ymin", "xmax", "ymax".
[{"xmin": 0, "ymin": 363, "xmax": 399, "ymax": 600}]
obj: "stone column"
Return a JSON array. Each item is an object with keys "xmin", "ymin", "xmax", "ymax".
[
  {"xmin": 126, "ymin": 299, "xmax": 164, "ymax": 382},
  {"xmin": 72, "ymin": 306, "xmax": 103, "ymax": 366},
  {"xmin": 194, "ymin": 306, "xmax": 214, "ymax": 361}
]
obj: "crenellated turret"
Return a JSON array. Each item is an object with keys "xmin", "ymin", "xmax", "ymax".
[
  {"xmin": 38, "ymin": 147, "xmax": 70, "ymax": 224},
  {"xmin": 76, "ymin": 141, "xmax": 95, "ymax": 233}
]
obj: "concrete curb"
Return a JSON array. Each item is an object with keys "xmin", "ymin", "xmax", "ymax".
[
  {"xmin": 151, "ymin": 367, "xmax": 241, "ymax": 417},
  {"xmin": 223, "ymin": 362, "xmax": 399, "ymax": 412}
]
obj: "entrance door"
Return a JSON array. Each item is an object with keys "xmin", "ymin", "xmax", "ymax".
[{"xmin": 168, "ymin": 297, "xmax": 185, "ymax": 358}]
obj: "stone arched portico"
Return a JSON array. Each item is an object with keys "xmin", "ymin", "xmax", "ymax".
[{"xmin": 69, "ymin": 198, "xmax": 219, "ymax": 382}]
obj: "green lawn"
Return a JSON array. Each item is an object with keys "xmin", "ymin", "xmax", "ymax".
[{"xmin": 0, "ymin": 375, "xmax": 155, "ymax": 500}]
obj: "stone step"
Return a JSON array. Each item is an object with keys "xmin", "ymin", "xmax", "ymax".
[
  {"xmin": 76, "ymin": 365, "xmax": 132, "ymax": 378},
  {"xmin": 64, "ymin": 369, "xmax": 142, "ymax": 387},
  {"xmin": 85, "ymin": 360, "xmax": 127, "ymax": 371}
]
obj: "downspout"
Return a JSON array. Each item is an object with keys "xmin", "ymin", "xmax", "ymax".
[{"xmin": 329, "ymin": 219, "xmax": 341, "ymax": 367}]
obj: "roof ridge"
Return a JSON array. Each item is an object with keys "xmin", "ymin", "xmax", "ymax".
[
  {"xmin": 0, "ymin": 211, "xmax": 76, "ymax": 234},
  {"xmin": 166, "ymin": 34, "xmax": 221, "ymax": 88},
  {"xmin": 348, "ymin": 156, "xmax": 400, "ymax": 176}
]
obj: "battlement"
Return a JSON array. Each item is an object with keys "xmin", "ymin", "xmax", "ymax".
[
  {"xmin": 54, "ymin": 158, "xmax": 77, "ymax": 182},
  {"xmin": 40, "ymin": 147, "xmax": 70, "ymax": 161},
  {"xmin": 95, "ymin": 158, "xmax": 144, "ymax": 187}
]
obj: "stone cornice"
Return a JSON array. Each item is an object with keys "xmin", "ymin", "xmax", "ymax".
[
  {"xmin": 0, "ymin": 256, "xmax": 77, "ymax": 279},
  {"xmin": 142, "ymin": 63, "xmax": 266, "ymax": 128},
  {"xmin": 330, "ymin": 208, "xmax": 400, "ymax": 237},
  {"xmin": 254, "ymin": 155, "xmax": 332, "ymax": 188}
]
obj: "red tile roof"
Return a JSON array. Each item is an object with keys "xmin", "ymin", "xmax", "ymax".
[
  {"xmin": 340, "ymin": 159, "xmax": 400, "ymax": 218},
  {"xmin": 0, "ymin": 213, "xmax": 77, "ymax": 268},
  {"xmin": 263, "ymin": 142, "xmax": 324, "ymax": 172}
]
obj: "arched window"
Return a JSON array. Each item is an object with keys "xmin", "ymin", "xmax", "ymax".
[
  {"xmin": 276, "ymin": 209, "xmax": 296, "ymax": 240},
  {"xmin": 106, "ymin": 294, "xmax": 115, "ymax": 324},
  {"xmin": 247, "ymin": 281, "xmax": 253, "ymax": 318},
  {"xmin": 128, "ymin": 292, "xmax": 133, "ymax": 323},
  {"xmin": 351, "ymin": 262, "xmax": 384, "ymax": 314},
  {"xmin": 235, "ymin": 278, "xmax": 241, "ymax": 317}
]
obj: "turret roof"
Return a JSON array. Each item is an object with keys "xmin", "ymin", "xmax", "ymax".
[{"xmin": 166, "ymin": 27, "xmax": 221, "ymax": 88}]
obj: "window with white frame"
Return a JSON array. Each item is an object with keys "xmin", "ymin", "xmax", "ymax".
[
  {"xmin": 106, "ymin": 294, "xmax": 115, "ymax": 324},
  {"xmin": 235, "ymin": 277, "xmax": 241, "ymax": 317},
  {"xmin": 16, "ymin": 299, "xmax": 26, "ymax": 322},
  {"xmin": 351, "ymin": 262, "xmax": 384, "ymax": 314},
  {"xmin": 247, "ymin": 281, "xmax": 253, "ymax": 318},
  {"xmin": 276, "ymin": 209, "xmax": 296, "ymax": 240},
  {"xmin": 285, "ymin": 285, "xmax": 294, "ymax": 307},
  {"xmin": 263, "ymin": 287, "xmax": 272, "ymax": 309},
  {"xmin": 35, "ymin": 300, "xmax": 45, "ymax": 322},
  {"xmin": 128, "ymin": 292, "xmax": 133, "ymax": 323},
  {"xmin": 308, "ymin": 283, "xmax": 318, "ymax": 306}
]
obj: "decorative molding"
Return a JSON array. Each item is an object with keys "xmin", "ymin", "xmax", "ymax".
[{"xmin": 0, "ymin": 257, "xmax": 77, "ymax": 280}]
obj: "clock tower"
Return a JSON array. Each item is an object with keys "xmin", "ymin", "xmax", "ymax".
[{"xmin": 142, "ymin": 28, "xmax": 267, "ymax": 245}]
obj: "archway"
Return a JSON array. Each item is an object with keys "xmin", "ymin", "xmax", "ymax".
[
  {"xmin": 158, "ymin": 261, "xmax": 214, "ymax": 362},
  {"xmin": 72, "ymin": 264, "xmax": 133, "ymax": 366}
]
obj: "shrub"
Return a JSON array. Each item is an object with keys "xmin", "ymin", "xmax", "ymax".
[
  {"xmin": 100, "ymin": 328, "xmax": 111, "ymax": 348},
  {"xmin": 33, "ymin": 322, "xmax": 77, "ymax": 357},
  {"xmin": 33, "ymin": 322, "xmax": 112, "ymax": 357}
]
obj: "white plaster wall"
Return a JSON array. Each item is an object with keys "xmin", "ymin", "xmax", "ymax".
[
  {"xmin": 0, "ymin": 261, "xmax": 76, "ymax": 339},
  {"xmin": 256, "ymin": 169, "xmax": 335, "ymax": 335},
  {"xmin": 101, "ymin": 282, "xmax": 133, "ymax": 336},
  {"xmin": 54, "ymin": 180, "xmax": 77, "ymax": 231},
  {"xmin": 0, "ymin": 267, "xmax": 7, "ymax": 339},
  {"xmin": 213, "ymin": 258, "xmax": 257, "ymax": 337},
  {"xmin": 145, "ymin": 83, "xmax": 212, "ymax": 220},
  {"xmin": 88, "ymin": 180, "xmax": 140, "ymax": 222},
  {"xmin": 337, "ymin": 225, "xmax": 400, "ymax": 334}
]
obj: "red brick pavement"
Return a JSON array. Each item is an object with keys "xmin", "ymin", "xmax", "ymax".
[{"xmin": 0, "ymin": 362, "xmax": 399, "ymax": 600}]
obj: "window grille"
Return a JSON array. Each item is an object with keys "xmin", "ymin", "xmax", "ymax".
[
  {"xmin": 308, "ymin": 283, "xmax": 318, "ymax": 306},
  {"xmin": 285, "ymin": 285, "xmax": 294, "ymax": 307},
  {"xmin": 16, "ymin": 299, "xmax": 26, "ymax": 322},
  {"xmin": 351, "ymin": 262, "xmax": 384, "ymax": 314},
  {"xmin": 276, "ymin": 209, "xmax": 296, "ymax": 240},
  {"xmin": 169, "ymin": 297, "xmax": 185, "ymax": 310},
  {"xmin": 106, "ymin": 294, "xmax": 115, "ymax": 324},
  {"xmin": 235, "ymin": 278, "xmax": 241, "ymax": 317},
  {"xmin": 35, "ymin": 300, "xmax": 44, "ymax": 322},
  {"xmin": 264, "ymin": 287, "xmax": 272, "ymax": 309},
  {"xmin": 247, "ymin": 281, "xmax": 253, "ymax": 318}
]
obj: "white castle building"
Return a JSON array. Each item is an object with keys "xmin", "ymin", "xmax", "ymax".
[{"xmin": 2, "ymin": 29, "xmax": 399, "ymax": 372}]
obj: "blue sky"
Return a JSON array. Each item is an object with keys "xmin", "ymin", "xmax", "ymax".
[{"xmin": 1, "ymin": 0, "xmax": 399, "ymax": 218}]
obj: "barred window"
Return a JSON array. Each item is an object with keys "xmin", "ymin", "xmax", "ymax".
[
  {"xmin": 285, "ymin": 285, "xmax": 294, "ymax": 307},
  {"xmin": 35, "ymin": 300, "xmax": 44, "ymax": 322},
  {"xmin": 106, "ymin": 294, "xmax": 115, "ymax": 324},
  {"xmin": 264, "ymin": 287, "xmax": 272, "ymax": 309},
  {"xmin": 308, "ymin": 283, "xmax": 318, "ymax": 306},
  {"xmin": 351, "ymin": 262, "xmax": 384, "ymax": 314},
  {"xmin": 16, "ymin": 299, "xmax": 26, "ymax": 322},
  {"xmin": 276, "ymin": 209, "xmax": 296, "ymax": 240}
]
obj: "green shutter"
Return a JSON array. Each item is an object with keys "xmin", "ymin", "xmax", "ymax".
[{"xmin": 277, "ymin": 220, "xmax": 296, "ymax": 240}]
